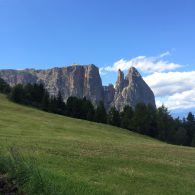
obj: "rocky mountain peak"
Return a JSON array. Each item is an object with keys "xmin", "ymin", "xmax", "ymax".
[
  {"xmin": 112, "ymin": 66, "xmax": 156, "ymax": 111},
  {"xmin": 117, "ymin": 69, "xmax": 124, "ymax": 82},
  {"xmin": 115, "ymin": 69, "xmax": 124, "ymax": 94},
  {"xmin": 126, "ymin": 67, "xmax": 141, "ymax": 79}
]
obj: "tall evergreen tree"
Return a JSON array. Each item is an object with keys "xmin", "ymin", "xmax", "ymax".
[
  {"xmin": 185, "ymin": 112, "xmax": 195, "ymax": 145},
  {"xmin": 187, "ymin": 112, "xmax": 195, "ymax": 122},
  {"xmin": 156, "ymin": 105, "xmax": 175, "ymax": 142},
  {"xmin": 191, "ymin": 136, "xmax": 195, "ymax": 147},
  {"xmin": 9, "ymin": 84, "xmax": 25, "ymax": 103},
  {"xmin": 66, "ymin": 96, "xmax": 81, "ymax": 118},
  {"xmin": 174, "ymin": 127, "xmax": 188, "ymax": 145},
  {"xmin": 95, "ymin": 101, "xmax": 107, "ymax": 123},
  {"xmin": 120, "ymin": 106, "xmax": 134, "ymax": 130},
  {"xmin": 81, "ymin": 97, "xmax": 95, "ymax": 121},
  {"xmin": 41, "ymin": 91, "xmax": 50, "ymax": 111},
  {"xmin": 146, "ymin": 104, "xmax": 157, "ymax": 137},
  {"xmin": 48, "ymin": 96, "xmax": 58, "ymax": 113},
  {"xmin": 131, "ymin": 103, "xmax": 150, "ymax": 135},
  {"xmin": 107, "ymin": 107, "xmax": 121, "ymax": 127},
  {"xmin": 56, "ymin": 92, "xmax": 66, "ymax": 114},
  {"xmin": 0, "ymin": 78, "xmax": 11, "ymax": 94}
]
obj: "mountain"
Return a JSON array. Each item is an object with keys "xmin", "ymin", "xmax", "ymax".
[{"xmin": 0, "ymin": 64, "xmax": 156, "ymax": 110}]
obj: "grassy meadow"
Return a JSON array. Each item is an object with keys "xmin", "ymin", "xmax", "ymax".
[{"xmin": 0, "ymin": 94, "xmax": 195, "ymax": 194}]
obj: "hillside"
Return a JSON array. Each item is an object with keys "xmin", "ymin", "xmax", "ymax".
[{"xmin": 0, "ymin": 94, "xmax": 195, "ymax": 194}]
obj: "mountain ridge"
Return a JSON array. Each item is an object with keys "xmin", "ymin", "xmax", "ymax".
[{"xmin": 0, "ymin": 64, "xmax": 156, "ymax": 111}]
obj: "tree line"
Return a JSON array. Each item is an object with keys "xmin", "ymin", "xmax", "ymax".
[{"xmin": 0, "ymin": 78, "xmax": 195, "ymax": 147}]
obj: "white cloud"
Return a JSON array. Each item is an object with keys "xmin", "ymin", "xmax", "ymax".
[
  {"xmin": 101, "ymin": 52, "xmax": 182, "ymax": 74},
  {"xmin": 143, "ymin": 71, "xmax": 195, "ymax": 110},
  {"xmin": 165, "ymin": 90, "xmax": 195, "ymax": 110},
  {"xmin": 144, "ymin": 71, "xmax": 195, "ymax": 97}
]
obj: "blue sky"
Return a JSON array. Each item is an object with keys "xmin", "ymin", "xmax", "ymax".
[{"xmin": 0, "ymin": 0, "xmax": 195, "ymax": 112}]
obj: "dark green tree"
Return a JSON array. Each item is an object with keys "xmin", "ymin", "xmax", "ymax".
[
  {"xmin": 146, "ymin": 104, "xmax": 157, "ymax": 137},
  {"xmin": 184, "ymin": 112, "xmax": 195, "ymax": 145},
  {"xmin": 120, "ymin": 106, "xmax": 134, "ymax": 130},
  {"xmin": 81, "ymin": 97, "xmax": 95, "ymax": 121},
  {"xmin": 131, "ymin": 103, "xmax": 150, "ymax": 135},
  {"xmin": 32, "ymin": 83, "xmax": 45, "ymax": 103},
  {"xmin": 174, "ymin": 127, "xmax": 188, "ymax": 145},
  {"xmin": 191, "ymin": 135, "xmax": 195, "ymax": 147},
  {"xmin": 41, "ymin": 91, "xmax": 50, "ymax": 111},
  {"xmin": 95, "ymin": 101, "xmax": 107, "ymax": 123},
  {"xmin": 9, "ymin": 84, "xmax": 25, "ymax": 103},
  {"xmin": 56, "ymin": 92, "xmax": 66, "ymax": 114},
  {"xmin": 187, "ymin": 112, "xmax": 195, "ymax": 122},
  {"xmin": 48, "ymin": 96, "xmax": 58, "ymax": 113},
  {"xmin": 156, "ymin": 105, "xmax": 175, "ymax": 142},
  {"xmin": 23, "ymin": 84, "xmax": 34, "ymax": 105},
  {"xmin": 66, "ymin": 96, "xmax": 82, "ymax": 118},
  {"xmin": 107, "ymin": 107, "xmax": 121, "ymax": 127},
  {"xmin": 0, "ymin": 78, "xmax": 11, "ymax": 94}
]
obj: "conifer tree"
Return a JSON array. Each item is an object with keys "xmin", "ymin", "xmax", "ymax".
[
  {"xmin": 95, "ymin": 101, "xmax": 107, "ymax": 123},
  {"xmin": 120, "ymin": 105, "xmax": 134, "ymax": 130},
  {"xmin": 131, "ymin": 103, "xmax": 149, "ymax": 135},
  {"xmin": 0, "ymin": 78, "xmax": 11, "ymax": 94},
  {"xmin": 107, "ymin": 107, "xmax": 121, "ymax": 127}
]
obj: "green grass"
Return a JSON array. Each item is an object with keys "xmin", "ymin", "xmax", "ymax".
[{"xmin": 0, "ymin": 94, "xmax": 195, "ymax": 194}]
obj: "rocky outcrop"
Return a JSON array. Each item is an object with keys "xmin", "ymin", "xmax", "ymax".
[
  {"xmin": 112, "ymin": 67, "xmax": 156, "ymax": 111},
  {"xmin": 0, "ymin": 65, "xmax": 156, "ymax": 111}
]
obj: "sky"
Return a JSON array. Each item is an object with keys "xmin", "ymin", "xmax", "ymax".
[{"xmin": 0, "ymin": 0, "xmax": 195, "ymax": 114}]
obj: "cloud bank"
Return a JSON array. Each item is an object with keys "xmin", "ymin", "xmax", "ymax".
[
  {"xmin": 100, "ymin": 52, "xmax": 182, "ymax": 74},
  {"xmin": 144, "ymin": 71, "xmax": 195, "ymax": 110},
  {"xmin": 101, "ymin": 52, "xmax": 195, "ymax": 111}
]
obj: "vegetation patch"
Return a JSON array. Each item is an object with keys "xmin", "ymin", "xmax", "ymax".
[
  {"xmin": 0, "ymin": 148, "xmax": 54, "ymax": 195},
  {"xmin": 0, "ymin": 173, "xmax": 19, "ymax": 194}
]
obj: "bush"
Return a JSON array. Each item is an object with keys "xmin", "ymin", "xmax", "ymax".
[{"xmin": 0, "ymin": 147, "xmax": 56, "ymax": 195}]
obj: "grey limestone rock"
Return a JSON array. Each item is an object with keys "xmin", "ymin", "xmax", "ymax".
[{"xmin": 112, "ymin": 67, "xmax": 156, "ymax": 111}]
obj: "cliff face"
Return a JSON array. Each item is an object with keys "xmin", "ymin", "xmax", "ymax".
[
  {"xmin": 0, "ymin": 64, "xmax": 156, "ymax": 110},
  {"xmin": 112, "ymin": 67, "xmax": 156, "ymax": 111}
]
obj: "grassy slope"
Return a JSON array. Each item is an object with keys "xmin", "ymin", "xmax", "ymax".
[{"xmin": 0, "ymin": 94, "xmax": 195, "ymax": 195}]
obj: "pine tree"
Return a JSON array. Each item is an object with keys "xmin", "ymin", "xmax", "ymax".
[
  {"xmin": 174, "ymin": 127, "xmax": 188, "ymax": 145},
  {"xmin": 187, "ymin": 112, "xmax": 195, "ymax": 122},
  {"xmin": 95, "ymin": 101, "xmax": 107, "ymax": 123},
  {"xmin": 66, "ymin": 96, "xmax": 81, "ymax": 118},
  {"xmin": 0, "ymin": 78, "xmax": 11, "ymax": 94},
  {"xmin": 48, "ymin": 96, "xmax": 58, "ymax": 113},
  {"xmin": 107, "ymin": 107, "xmax": 121, "ymax": 127},
  {"xmin": 146, "ymin": 104, "xmax": 157, "ymax": 137},
  {"xmin": 9, "ymin": 84, "xmax": 25, "ymax": 103},
  {"xmin": 156, "ymin": 105, "xmax": 175, "ymax": 142},
  {"xmin": 56, "ymin": 92, "xmax": 66, "ymax": 114},
  {"xmin": 81, "ymin": 97, "xmax": 95, "ymax": 121},
  {"xmin": 185, "ymin": 112, "xmax": 195, "ymax": 145},
  {"xmin": 41, "ymin": 91, "xmax": 50, "ymax": 111},
  {"xmin": 131, "ymin": 103, "xmax": 149, "ymax": 135},
  {"xmin": 120, "ymin": 105, "xmax": 134, "ymax": 130}
]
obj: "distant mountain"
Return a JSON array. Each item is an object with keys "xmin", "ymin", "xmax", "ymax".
[{"xmin": 0, "ymin": 64, "xmax": 156, "ymax": 111}]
